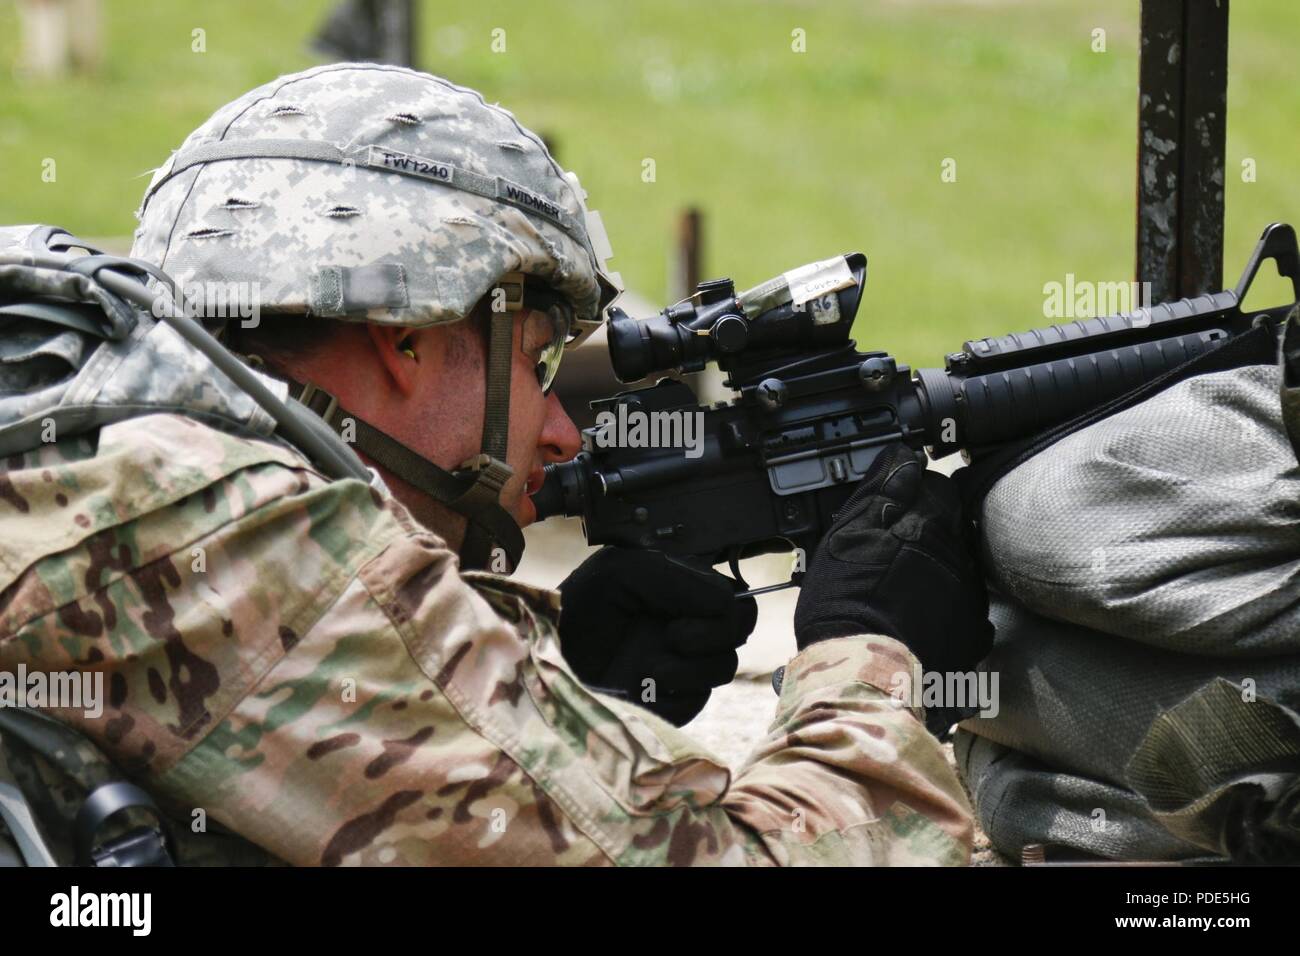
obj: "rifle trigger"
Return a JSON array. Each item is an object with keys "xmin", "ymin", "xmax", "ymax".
[{"xmin": 728, "ymin": 549, "xmax": 750, "ymax": 591}]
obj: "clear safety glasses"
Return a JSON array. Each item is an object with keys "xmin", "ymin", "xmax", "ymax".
[{"xmin": 497, "ymin": 274, "xmax": 578, "ymax": 395}]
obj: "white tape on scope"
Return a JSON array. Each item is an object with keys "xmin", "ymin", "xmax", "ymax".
[{"xmin": 782, "ymin": 256, "xmax": 856, "ymax": 307}]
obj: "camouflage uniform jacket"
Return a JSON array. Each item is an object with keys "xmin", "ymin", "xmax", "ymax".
[{"xmin": 0, "ymin": 412, "xmax": 973, "ymax": 865}]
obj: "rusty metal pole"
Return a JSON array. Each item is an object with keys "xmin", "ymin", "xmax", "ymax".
[
  {"xmin": 379, "ymin": 0, "xmax": 417, "ymax": 68},
  {"xmin": 312, "ymin": 0, "xmax": 418, "ymax": 68},
  {"xmin": 1136, "ymin": 0, "xmax": 1229, "ymax": 302},
  {"xmin": 673, "ymin": 207, "xmax": 703, "ymax": 301}
]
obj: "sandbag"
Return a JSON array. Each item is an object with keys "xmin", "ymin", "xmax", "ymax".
[
  {"xmin": 958, "ymin": 350, "xmax": 1300, "ymax": 863},
  {"xmin": 956, "ymin": 595, "xmax": 1300, "ymax": 861}
]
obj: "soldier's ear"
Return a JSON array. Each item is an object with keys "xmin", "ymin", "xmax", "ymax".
[{"xmin": 366, "ymin": 323, "xmax": 420, "ymax": 397}]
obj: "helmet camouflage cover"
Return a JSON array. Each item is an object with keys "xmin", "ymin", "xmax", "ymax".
[{"xmin": 131, "ymin": 62, "xmax": 620, "ymax": 343}]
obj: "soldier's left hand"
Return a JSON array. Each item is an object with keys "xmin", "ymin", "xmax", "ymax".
[{"xmin": 557, "ymin": 547, "xmax": 758, "ymax": 726}]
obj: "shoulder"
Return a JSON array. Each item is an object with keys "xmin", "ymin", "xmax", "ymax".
[
  {"xmin": 0, "ymin": 411, "xmax": 411, "ymax": 685},
  {"xmin": 0, "ymin": 412, "xmax": 430, "ymax": 768},
  {"xmin": 1, "ymin": 411, "xmax": 400, "ymax": 609}
]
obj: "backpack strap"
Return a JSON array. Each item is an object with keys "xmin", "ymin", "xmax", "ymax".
[{"xmin": 0, "ymin": 302, "xmax": 119, "ymax": 339}]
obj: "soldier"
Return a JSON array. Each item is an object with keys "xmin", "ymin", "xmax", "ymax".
[{"xmin": 0, "ymin": 64, "xmax": 991, "ymax": 865}]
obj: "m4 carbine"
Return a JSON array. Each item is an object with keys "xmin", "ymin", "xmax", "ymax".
[{"xmin": 533, "ymin": 223, "xmax": 1300, "ymax": 595}]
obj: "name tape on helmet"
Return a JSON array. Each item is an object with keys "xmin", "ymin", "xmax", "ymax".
[
  {"xmin": 369, "ymin": 146, "xmax": 453, "ymax": 183},
  {"xmin": 496, "ymin": 180, "xmax": 565, "ymax": 224},
  {"xmin": 145, "ymin": 139, "xmax": 588, "ymax": 253},
  {"xmin": 363, "ymin": 146, "xmax": 570, "ymax": 233}
]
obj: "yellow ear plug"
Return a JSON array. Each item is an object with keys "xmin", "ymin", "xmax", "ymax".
[{"xmin": 402, "ymin": 347, "xmax": 417, "ymax": 360}]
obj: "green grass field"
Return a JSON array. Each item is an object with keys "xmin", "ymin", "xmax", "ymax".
[{"xmin": 1, "ymin": 0, "xmax": 1297, "ymax": 367}]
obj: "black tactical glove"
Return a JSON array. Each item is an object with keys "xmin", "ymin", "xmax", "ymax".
[
  {"xmin": 558, "ymin": 547, "xmax": 758, "ymax": 726},
  {"xmin": 794, "ymin": 442, "xmax": 994, "ymax": 680}
]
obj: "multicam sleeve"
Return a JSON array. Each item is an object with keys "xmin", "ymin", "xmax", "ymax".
[
  {"xmin": 147, "ymin": 525, "xmax": 620, "ymax": 867},
  {"xmin": 155, "ymin": 519, "xmax": 969, "ymax": 866},
  {"xmin": 720, "ymin": 637, "xmax": 974, "ymax": 865}
]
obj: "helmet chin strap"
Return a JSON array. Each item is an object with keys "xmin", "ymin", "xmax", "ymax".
[
  {"xmin": 279, "ymin": 310, "xmax": 523, "ymax": 572},
  {"xmin": 462, "ymin": 309, "xmax": 518, "ymax": 568}
]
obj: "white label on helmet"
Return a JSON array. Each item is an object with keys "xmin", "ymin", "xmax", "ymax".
[
  {"xmin": 369, "ymin": 146, "xmax": 453, "ymax": 183},
  {"xmin": 783, "ymin": 256, "xmax": 855, "ymax": 307}
]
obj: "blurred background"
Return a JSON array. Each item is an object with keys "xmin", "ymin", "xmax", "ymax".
[
  {"xmin": 1, "ymin": 1, "xmax": 1296, "ymax": 774},
  {"xmin": 2, "ymin": 0, "xmax": 1297, "ymax": 368}
]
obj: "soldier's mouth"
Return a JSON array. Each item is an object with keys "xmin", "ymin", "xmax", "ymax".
[{"xmin": 524, "ymin": 468, "xmax": 545, "ymax": 497}]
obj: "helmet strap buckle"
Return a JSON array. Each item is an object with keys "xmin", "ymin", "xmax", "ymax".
[
  {"xmin": 296, "ymin": 382, "xmax": 340, "ymax": 426},
  {"xmin": 454, "ymin": 453, "xmax": 514, "ymax": 498}
]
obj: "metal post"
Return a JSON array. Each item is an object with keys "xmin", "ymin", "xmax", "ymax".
[
  {"xmin": 1136, "ymin": 0, "xmax": 1229, "ymax": 302},
  {"xmin": 378, "ymin": 0, "xmax": 416, "ymax": 68},
  {"xmin": 312, "ymin": 0, "xmax": 417, "ymax": 68},
  {"xmin": 673, "ymin": 207, "xmax": 703, "ymax": 301}
]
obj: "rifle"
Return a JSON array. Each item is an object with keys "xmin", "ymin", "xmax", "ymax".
[{"xmin": 532, "ymin": 223, "xmax": 1300, "ymax": 596}]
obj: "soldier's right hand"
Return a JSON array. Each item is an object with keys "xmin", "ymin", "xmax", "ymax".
[
  {"xmin": 557, "ymin": 547, "xmax": 758, "ymax": 726},
  {"xmin": 794, "ymin": 442, "xmax": 994, "ymax": 679}
]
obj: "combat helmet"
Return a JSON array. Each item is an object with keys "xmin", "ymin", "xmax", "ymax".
[{"xmin": 132, "ymin": 63, "xmax": 621, "ymax": 570}]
